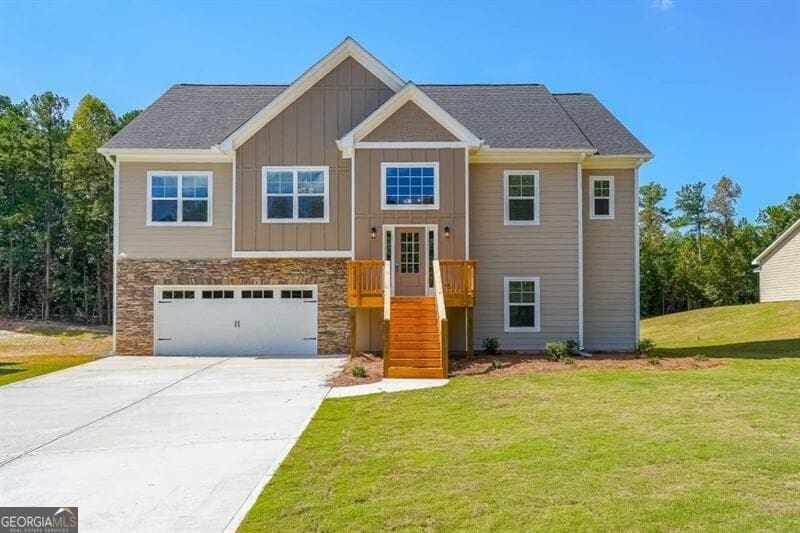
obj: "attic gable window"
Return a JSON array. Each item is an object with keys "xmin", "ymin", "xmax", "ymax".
[
  {"xmin": 147, "ymin": 171, "xmax": 212, "ymax": 226},
  {"xmin": 590, "ymin": 176, "xmax": 615, "ymax": 219},
  {"xmin": 262, "ymin": 166, "xmax": 329, "ymax": 223}
]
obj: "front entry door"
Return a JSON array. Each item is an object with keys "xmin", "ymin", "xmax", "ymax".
[{"xmin": 394, "ymin": 227, "xmax": 426, "ymax": 296}]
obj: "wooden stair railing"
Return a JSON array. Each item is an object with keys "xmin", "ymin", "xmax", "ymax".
[
  {"xmin": 433, "ymin": 260, "xmax": 449, "ymax": 376},
  {"xmin": 382, "ymin": 260, "xmax": 391, "ymax": 377}
]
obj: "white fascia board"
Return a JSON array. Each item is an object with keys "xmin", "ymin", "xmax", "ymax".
[
  {"xmin": 338, "ymin": 83, "xmax": 483, "ymax": 149},
  {"xmin": 470, "ymin": 148, "xmax": 596, "ymax": 164},
  {"xmin": 583, "ymin": 154, "xmax": 653, "ymax": 169},
  {"xmin": 752, "ymin": 217, "xmax": 800, "ymax": 265},
  {"xmin": 98, "ymin": 148, "xmax": 234, "ymax": 163},
  {"xmin": 219, "ymin": 37, "xmax": 404, "ymax": 151}
]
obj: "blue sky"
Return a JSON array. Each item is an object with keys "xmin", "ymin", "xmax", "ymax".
[{"xmin": 1, "ymin": 0, "xmax": 798, "ymax": 220}]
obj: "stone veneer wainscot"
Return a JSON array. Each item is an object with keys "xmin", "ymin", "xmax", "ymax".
[{"xmin": 115, "ymin": 258, "xmax": 350, "ymax": 355}]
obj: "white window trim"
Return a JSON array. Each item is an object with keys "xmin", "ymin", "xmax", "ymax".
[
  {"xmin": 503, "ymin": 170, "xmax": 540, "ymax": 226},
  {"xmin": 146, "ymin": 171, "xmax": 213, "ymax": 227},
  {"xmin": 589, "ymin": 175, "xmax": 615, "ymax": 220},
  {"xmin": 261, "ymin": 166, "xmax": 330, "ymax": 223},
  {"xmin": 380, "ymin": 162, "xmax": 440, "ymax": 211},
  {"xmin": 504, "ymin": 276, "xmax": 541, "ymax": 333}
]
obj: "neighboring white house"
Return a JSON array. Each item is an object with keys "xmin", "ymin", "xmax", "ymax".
[{"xmin": 752, "ymin": 218, "xmax": 800, "ymax": 302}]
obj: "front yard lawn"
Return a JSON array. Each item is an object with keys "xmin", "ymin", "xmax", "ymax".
[
  {"xmin": 0, "ymin": 319, "xmax": 110, "ymax": 386},
  {"xmin": 241, "ymin": 358, "xmax": 800, "ymax": 531},
  {"xmin": 243, "ymin": 303, "xmax": 800, "ymax": 531}
]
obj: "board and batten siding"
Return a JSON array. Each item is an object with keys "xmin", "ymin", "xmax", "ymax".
[
  {"xmin": 759, "ymin": 224, "xmax": 800, "ymax": 302},
  {"xmin": 353, "ymin": 147, "xmax": 467, "ymax": 353},
  {"xmin": 235, "ymin": 57, "xmax": 394, "ymax": 252},
  {"xmin": 117, "ymin": 162, "xmax": 232, "ymax": 259},
  {"xmin": 582, "ymin": 168, "xmax": 636, "ymax": 350},
  {"xmin": 469, "ymin": 163, "xmax": 580, "ymax": 350},
  {"xmin": 363, "ymin": 101, "xmax": 458, "ymax": 142}
]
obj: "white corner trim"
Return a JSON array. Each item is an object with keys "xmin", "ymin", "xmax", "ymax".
[
  {"xmin": 261, "ymin": 166, "xmax": 330, "ymax": 223},
  {"xmin": 350, "ymin": 156, "xmax": 356, "ymax": 259},
  {"xmin": 503, "ymin": 170, "xmax": 540, "ymax": 226},
  {"xmin": 634, "ymin": 165, "xmax": 641, "ymax": 345},
  {"xmin": 464, "ymin": 149, "xmax": 470, "ymax": 260},
  {"xmin": 231, "ymin": 156, "xmax": 237, "ymax": 255},
  {"xmin": 503, "ymin": 276, "xmax": 541, "ymax": 333},
  {"xmin": 231, "ymin": 250, "xmax": 353, "ymax": 259},
  {"xmin": 220, "ymin": 37, "xmax": 404, "ymax": 151},
  {"xmin": 111, "ymin": 156, "xmax": 119, "ymax": 354},
  {"xmin": 146, "ymin": 171, "xmax": 214, "ymax": 227},
  {"xmin": 589, "ymin": 175, "xmax": 615, "ymax": 220},
  {"xmin": 380, "ymin": 162, "xmax": 440, "ymax": 211},
  {"xmin": 338, "ymin": 83, "xmax": 482, "ymax": 151},
  {"xmin": 577, "ymin": 160, "xmax": 584, "ymax": 349}
]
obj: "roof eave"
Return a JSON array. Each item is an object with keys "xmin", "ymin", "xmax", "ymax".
[{"xmin": 752, "ymin": 217, "xmax": 800, "ymax": 265}]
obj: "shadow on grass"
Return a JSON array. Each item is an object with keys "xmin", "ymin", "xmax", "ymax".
[
  {"xmin": 654, "ymin": 339, "xmax": 800, "ymax": 359},
  {"xmin": 0, "ymin": 367, "xmax": 25, "ymax": 376}
]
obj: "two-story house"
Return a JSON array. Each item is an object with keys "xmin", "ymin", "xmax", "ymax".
[{"xmin": 100, "ymin": 38, "xmax": 652, "ymax": 378}]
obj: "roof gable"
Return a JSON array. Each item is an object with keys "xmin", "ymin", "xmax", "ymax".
[
  {"xmin": 219, "ymin": 37, "xmax": 404, "ymax": 151},
  {"xmin": 338, "ymin": 83, "xmax": 481, "ymax": 156},
  {"xmin": 362, "ymin": 101, "xmax": 458, "ymax": 142},
  {"xmin": 753, "ymin": 218, "xmax": 800, "ymax": 265}
]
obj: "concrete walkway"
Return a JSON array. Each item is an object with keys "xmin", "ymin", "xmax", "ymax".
[
  {"xmin": 328, "ymin": 378, "xmax": 449, "ymax": 398},
  {"xmin": 0, "ymin": 356, "xmax": 343, "ymax": 533}
]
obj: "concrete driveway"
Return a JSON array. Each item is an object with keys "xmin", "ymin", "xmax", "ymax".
[{"xmin": 0, "ymin": 355, "xmax": 343, "ymax": 532}]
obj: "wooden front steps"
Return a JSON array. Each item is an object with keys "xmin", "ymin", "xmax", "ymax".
[{"xmin": 386, "ymin": 297, "xmax": 446, "ymax": 378}]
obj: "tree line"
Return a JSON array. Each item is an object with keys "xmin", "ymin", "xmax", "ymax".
[
  {"xmin": 1, "ymin": 91, "xmax": 798, "ymax": 325},
  {"xmin": 0, "ymin": 92, "xmax": 139, "ymax": 324},
  {"xmin": 640, "ymin": 177, "xmax": 799, "ymax": 316}
]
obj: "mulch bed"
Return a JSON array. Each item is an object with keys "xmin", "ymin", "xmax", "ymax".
[{"xmin": 328, "ymin": 351, "xmax": 721, "ymax": 387}]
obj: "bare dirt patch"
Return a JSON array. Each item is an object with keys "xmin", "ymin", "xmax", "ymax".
[
  {"xmin": 0, "ymin": 318, "xmax": 111, "ymax": 357},
  {"xmin": 450, "ymin": 352, "xmax": 722, "ymax": 377},
  {"xmin": 328, "ymin": 353, "xmax": 384, "ymax": 387},
  {"xmin": 327, "ymin": 351, "xmax": 721, "ymax": 386}
]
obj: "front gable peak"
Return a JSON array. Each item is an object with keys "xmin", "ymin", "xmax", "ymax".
[{"xmin": 219, "ymin": 37, "xmax": 404, "ymax": 151}]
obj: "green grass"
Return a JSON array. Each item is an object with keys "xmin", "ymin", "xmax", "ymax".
[
  {"xmin": 241, "ymin": 303, "xmax": 800, "ymax": 531},
  {"xmin": 0, "ymin": 355, "xmax": 99, "ymax": 386},
  {"xmin": 642, "ymin": 301, "xmax": 800, "ymax": 357},
  {"xmin": 0, "ymin": 319, "xmax": 110, "ymax": 386}
]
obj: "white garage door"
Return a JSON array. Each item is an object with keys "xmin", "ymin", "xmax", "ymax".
[{"xmin": 154, "ymin": 285, "xmax": 318, "ymax": 356}]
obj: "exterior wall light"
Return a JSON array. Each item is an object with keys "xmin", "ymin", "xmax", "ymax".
[
  {"xmin": 370, "ymin": 227, "xmax": 377, "ymax": 240},
  {"xmin": 444, "ymin": 226, "xmax": 451, "ymax": 238}
]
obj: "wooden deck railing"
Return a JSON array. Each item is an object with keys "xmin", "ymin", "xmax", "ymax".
[
  {"xmin": 439, "ymin": 260, "xmax": 476, "ymax": 308},
  {"xmin": 346, "ymin": 260, "xmax": 385, "ymax": 308},
  {"xmin": 432, "ymin": 260, "xmax": 449, "ymax": 376}
]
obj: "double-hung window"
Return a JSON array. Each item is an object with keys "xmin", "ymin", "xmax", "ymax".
[
  {"xmin": 381, "ymin": 163, "xmax": 439, "ymax": 210},
  {"xmin": 504, "ymin": 276, "xmax": 540, "ymax": 332},
  {"xmin": 148, "ymin": 171, "xmax": 212, "ymax": 226},
  {"xmin": 590, "ymin": 176, "xmax": 615, "ymax": 219},
  {"xmin": 262, "ymin": 167, "xmax": 329, "ymax": 223},
  {"xmin": 504, "ymin": 170, "xmax": 539, "ymax": 225}
]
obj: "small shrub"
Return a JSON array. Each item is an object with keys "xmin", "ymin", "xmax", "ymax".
[
  {"xmin": 545, "ymin": 341, "xmax": 569, "ymax": 361},
  {"xmin": 351, "ymin": 365, "xmax": 368, "ymax": 378},
  {"xmin": 693, "ymin": 354, "xmax": 709, "ymax": 362},
  {"xmin": 482, "ymin": 337, "xmax": 500, "ymax": 355},
  {"xmin": 562, "ymin": 356, "xmax": 576, "ymax": 365},
  {"xmin": 647, "ymin": 355, "xmax": 661, "ymax": 365},
  {"xmin": 636, "ymin": 338, "xmax": 656, "ymax": 355},
  {"xmin": 491, "ymin": 359, "xmax": 503, "ymax": 369}
]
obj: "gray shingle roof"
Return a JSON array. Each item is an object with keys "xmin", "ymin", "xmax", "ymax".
[
  {"xmin": 419, "ymin": 84, "xmax": 594, "ymax": 150},
  {"xmin": 103, "ymin": 84, "xmax": 287, "ymax": 149},
  {"xmin": 554, "ymin": 93, "xmax": 652, "ymax": 156},
  {"xmin": 103, "ymin": 82, "xmax": 650, "ymax": 156}
]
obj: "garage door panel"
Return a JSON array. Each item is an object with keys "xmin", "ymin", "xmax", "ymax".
[{"xmin": 155, "ymin": 286, "xmax": 318, "ymax": 356}]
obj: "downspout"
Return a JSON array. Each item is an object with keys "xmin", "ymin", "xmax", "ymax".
[{"xmin": 577, "ymin": 154, "xmax": 585, "ymax": 350}]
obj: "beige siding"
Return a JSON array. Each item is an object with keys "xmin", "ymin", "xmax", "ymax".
[
  {"xmin": 235, "ymin": 57, "xmax": 393, "ymax": 252},
  {"xmin": 759, "ymin": 225, "xmax": 800, "ymax": 302},
  {"xmin": 354, "ymin": 147, "xmax": 467, "ymax": 353},
  {"xmin": 353, "ymin": 148, "xmax": 467, "ymax": 260},
  {"xmin": 469, "ymin": 163, "xmax": 579, "ymax": 351},
  {"xmin": 118, "ymin": 162, "xmax": 232, "ymax": 259},
  {"xmin": 583, "ymin": 169, "xmax": 636, "ymax": 350},
  {"xmin": 363, "ymin": 101, "xmax": 457, "ymax": 142}
]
